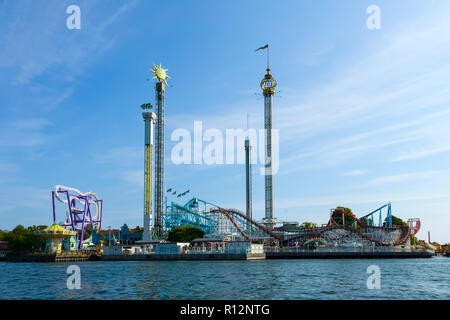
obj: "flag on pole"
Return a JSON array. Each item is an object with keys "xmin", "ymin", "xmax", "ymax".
[{"xmin": 255, "ymin": 44, "xmax": 268, "ymax": 51}]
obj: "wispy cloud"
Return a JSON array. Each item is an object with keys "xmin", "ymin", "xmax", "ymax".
[
  {"xmin": 392, "ymin": 145, "xmax": 450, "ymax": 162},
  {"xmin": 120, "ymin": 169, "xmax": 143, "ymax": 187},
  {"xmin": 245, "ymin": 190, "xmax": 450, "ymax": 214},
  {"xmin": 368, "ymin": 171, "xmax": 442, "ymax": 186},
  {"xmin": 95, "ymin": 146, "xmax": 142, "ymax": 166},
  {"xmin": 0, "ymin": 118, "xmax": 52, "ymax": 148},
  {"xmin": 0, "ymin": 1, "xmax": 138, "ymax": 85},
  {"xmin": 342, "ymin": 169, "xmax": 367, "ymax": 177}
]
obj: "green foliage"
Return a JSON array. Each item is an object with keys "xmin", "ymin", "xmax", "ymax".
[
  {"xmin": 167, "ymin": 225, "xmax": 205, "ymax": 243},
  {"xmin": 332, "ymin": 207, "xmax": 358, "ymax": 225},
  {"xmin": 27, "ymin": 225, "xmax": 47, "ymax": 233},
  {"xmin": 390, "ymin": 215, "xmax": 407, "ymax": 227},
  {"xmin": 77, "ymin": 224, "xmax": 93, "ymax": 240},
  {"xmin": 410, "ymin": 236, "xmax": 419, "ymax": 245},
  {"xmin": 360, "ymin": 217, "xmax": 373, "ymax": 225},
  {"xmin": 0, "ymin": 229, "xmax": 5, "ymax": 241},
  {"xmin": 3, "ymin": 225, "xmax": 46, "ymax": 253},
  {"xmin": 300, "ymin": 222, "xmax": 317, "ymax": 228}
]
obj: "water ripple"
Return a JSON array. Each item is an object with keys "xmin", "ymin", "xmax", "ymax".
[{"xmin": 0, "ymin": 258, "xmax": 449, "ymax": 299}]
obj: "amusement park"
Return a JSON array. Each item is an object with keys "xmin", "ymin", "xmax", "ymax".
[{"xmin": 1, "ymin": 55, "xmax": 441, "ymax": 262}]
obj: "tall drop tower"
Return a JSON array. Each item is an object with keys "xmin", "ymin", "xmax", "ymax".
[
  {"xmin": 151, "ymin": 63, "xmax": 170, "ymax": 238},
  {"xmin": 141, "ymin": 104, "xmax": 156, "ymax": 241},
  {"xmin": 245, "ymin": 139, "xmax": 252, "ymax": 229},
  {"xmin": 259, "ymin": 47, "xmax": 277, "ymax": 229},
  {"xmin": 245, "ymin": 115, "xmax": 252, "ymax": 228}
]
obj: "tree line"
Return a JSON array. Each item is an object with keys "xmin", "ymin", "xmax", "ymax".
[{"xmin": 0, "ymin": 225, "xmax": 48, "ymax": 253}]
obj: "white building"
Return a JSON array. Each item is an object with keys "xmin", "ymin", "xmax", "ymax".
[
  {"xmin": 225, "ymin": 241, "xmax": 264, "ymax": 254},
  {"xmin": 155, "ymin": 242, "xmax": 190, "ymax": 254}
]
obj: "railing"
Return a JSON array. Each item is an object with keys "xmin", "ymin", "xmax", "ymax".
[
  {"xmin": 264, "ymin": 246, "xmax": 426, "ymax": 253},
  {"xmin": 138, "ymin": 246, "xmax": 263, "ymax": 255}
]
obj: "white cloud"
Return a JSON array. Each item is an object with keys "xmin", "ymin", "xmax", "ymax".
[
  {"xmin": 0, "ymin": 1, "xmax": 138, "ymax": 85},
  {"xmin": 0, "ymin": 118, "xmax": 52, "ymax": 148},
  {"xmin": 120, "ymin": 169, "xmax": 143, "ymax": 187},
  {"xmin": 392, "ymin": 145, "xmax": 450, "ymax": 162},
  {"xmin": 368, "ymin": 171, "xmax": 442, "ymax": 186},
  {"xmin": 342, "ymin": 169, "xmax": 367, "ymax": 176},
  {"xmin": 95, "ymin": 146, "xmax": 142, "ymax": 166}
]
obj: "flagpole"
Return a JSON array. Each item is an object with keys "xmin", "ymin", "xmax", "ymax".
[{"xmin": 267, "ymin": 45, "xmax": 270, "ymax": 70}]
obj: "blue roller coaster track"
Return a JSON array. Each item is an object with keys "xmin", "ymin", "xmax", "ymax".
[{"xmin": 161, "ymin": 198, "xmax": 410, "ymax": 246}]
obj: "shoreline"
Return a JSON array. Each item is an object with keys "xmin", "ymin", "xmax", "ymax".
[{"xmin": 2, "ymin": 249, "xmax": 435, "ymax": 263}]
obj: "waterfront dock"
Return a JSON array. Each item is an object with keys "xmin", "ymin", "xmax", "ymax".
[
  {"xmin": 4, "ymin": 247, "xmax": 434, "ymax": 263},
  {"xmin": 265, "ymin": 246, "xmax": 434, "ymax": 259},
  {"xmin": 99, "ymin": 252, "xmax": 266, "ymax": 261},
  {"xmin": 266, "ymin": 250, "xmax": 433, "ymax": 259},
  {"xmin": 6, "ymin": 251, "xmax": 99, "ymax": 263}
]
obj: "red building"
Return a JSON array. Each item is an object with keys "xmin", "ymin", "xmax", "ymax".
[{"xmin": 0, "ymin": 241, "xmax": 9, "ymax": 257}]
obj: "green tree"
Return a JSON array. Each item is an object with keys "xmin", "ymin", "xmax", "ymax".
[
  {"xmin": 3, "ymin": 225, "xmax": 46, "ymax": 253},
  {"xmin": 383, "ymin": 215, "xmax": 407, "ymax": 227},
  {"xmin": 301, "ymin": 222, "xmax": 317, "ymax": 228},
  {"xmin": 27, "ymin": 225, "xmax": 47, "ymax": 233},
  {"xmin": 331, "ymin": 207, "xmax": 358, "ymax": 225},
  {"xmin": 77, "ymin": 224, "xmax": 93, "ymax": 240},
  {"xmin": 167, "ymin": 226, "xmax": 205, "ymax": 243},
  {"xmin": 410, "ymin": 236, "xmax": 419, "ymax": 245},
  {"xmin": 360, "ymin": 217, "xmax": 373, "ymax": 225},
  {"xmin": 388, "ymin": 215, "xmax": 407, "ymax": 227}
]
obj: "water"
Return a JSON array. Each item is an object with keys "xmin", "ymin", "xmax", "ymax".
[{"xmin": 0, "ymin": 257, "xmax": 449, "ymax": 299}]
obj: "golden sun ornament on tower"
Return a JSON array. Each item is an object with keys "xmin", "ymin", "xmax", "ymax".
[{"xmin": 151, "ymin": 63, "xmax": 170, "ymax": 84}]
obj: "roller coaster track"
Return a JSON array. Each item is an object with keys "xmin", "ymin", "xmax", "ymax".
[
  {"xmin": 167, "ymin": 199, "xmax": 413, "ymax": 246},
  {"xmin": 213, "ymin": 208, "xmax": 250, "ymax": 240},
  {"xmin": 408, "ymin": 218, "xmax": 421, "ymax": 236},
  {"xmin": 209, "ymin": 207, "xmax": 411, "ymax": 246},
  {"xmin": 329, "ymin": 208, "xmax": 370, "ymax": 227},
  {"xmin": 210, "ymin": 208, "xmax": 281, "ymax": 240},
  {"xmin": 287, "ymin": 224, "xmax": 411, "ymax": 246}
]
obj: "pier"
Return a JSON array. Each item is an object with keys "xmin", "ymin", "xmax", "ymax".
[
  {"xmin": 266, "ymin": 251, "xmax": 432, "ymax": 259},
  {"xmin": 99, "ymin": 252, "xmax": 266, "ymax": 261},
  {"xmin": 4, "ymin": 247, "xmax": 434, "ymax": 263},
  {"xmin": 6, "ymin": 251, "xmax": 99, "ymax": 263}
]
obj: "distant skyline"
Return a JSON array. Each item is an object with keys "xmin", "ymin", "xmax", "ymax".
[{"xmin": 0, "ymin": 0, "xmax": 449, "ymax": 243}]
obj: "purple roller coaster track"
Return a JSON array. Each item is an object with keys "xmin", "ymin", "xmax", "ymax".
[{"xmin": 52, "ymin": 185, "xmax": 103, "ymax": 250}]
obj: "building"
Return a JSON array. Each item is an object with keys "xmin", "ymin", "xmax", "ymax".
[
  {"xmin": 0, "ymin": 241, "xmax": 9, "ymax": 258},
  {"xmin": 120, "ymin": 224, "xmax": 143, "ymax": 244},
  {"xmin": 63, "ymin": 236, "xmax": 79, "ymax": 251},
  {"xmin": 38, "ymin": 224, "xmax": 77, "ymax": 254},
  {"xmin": 92, "ymin": 224, "xmax": 143, "ymax": 246},
  {"xmin": 155, "ymin": 242, "xmax": 190, "ymax": 254},
  {"xmin": 92, "ymin": 229, "xmax": 119, "ymax": 245},
  {"xmin": 225, "ymin": 241, "xmax": 264, "ymax": 254},
  {"xmin": 192, "ymin": 238, "xmax": 226, "ymax": 252}
]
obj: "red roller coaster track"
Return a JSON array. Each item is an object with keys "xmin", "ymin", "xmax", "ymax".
[{"xmin": 209, "ymin": 207, "xmax": 414, "ymax": 246}]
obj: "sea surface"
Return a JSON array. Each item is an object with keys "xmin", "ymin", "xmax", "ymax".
[{"xmin": 0, "ymin": 257, "xmax": 449, "ymax": 299}]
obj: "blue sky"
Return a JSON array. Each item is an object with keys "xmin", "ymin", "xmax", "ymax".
[{"xmin": 1, "ymin": 0, "xmax": 449, "ymax": 243}]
